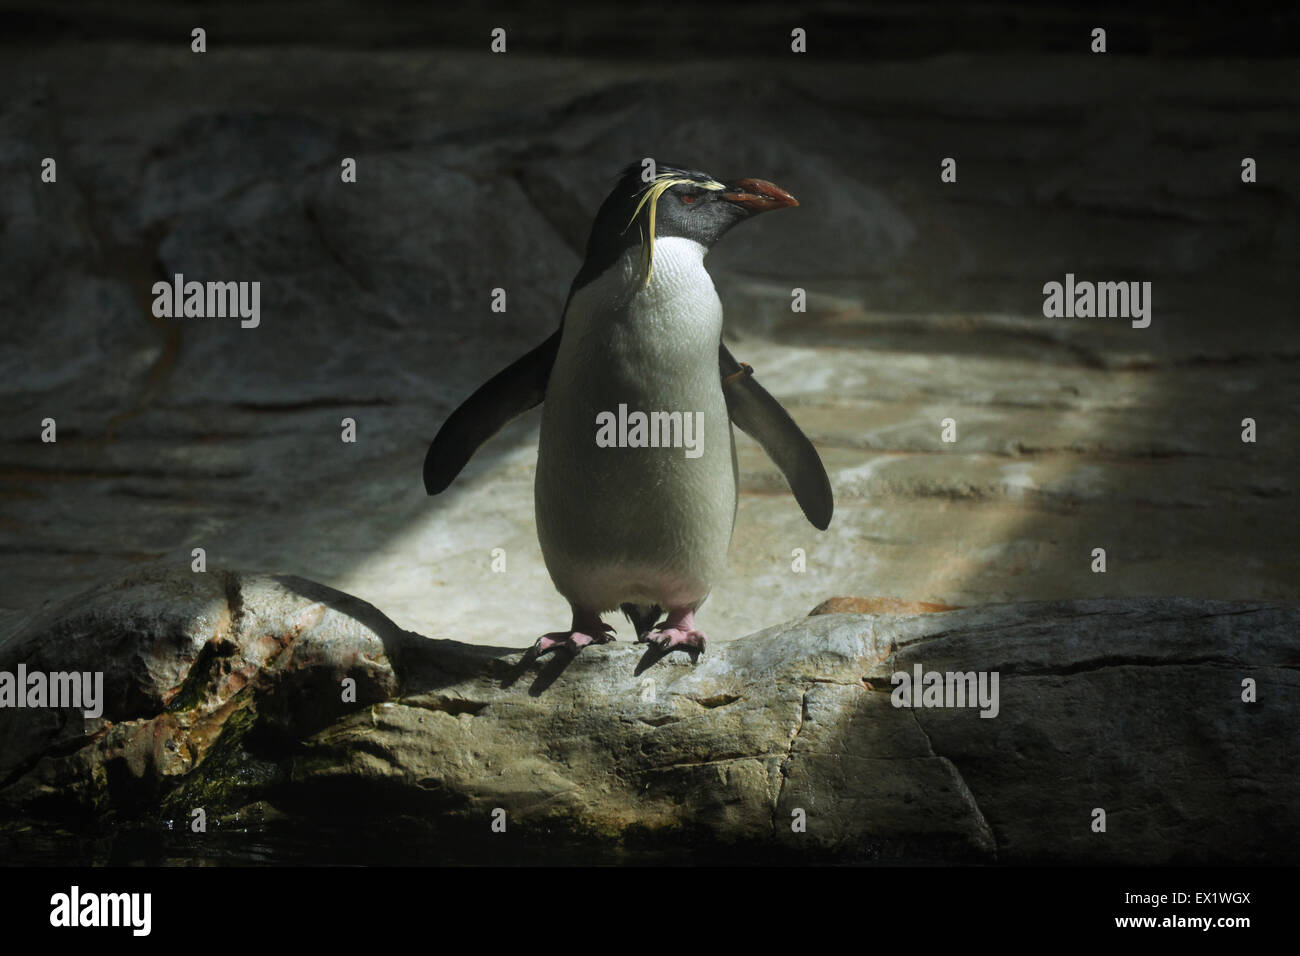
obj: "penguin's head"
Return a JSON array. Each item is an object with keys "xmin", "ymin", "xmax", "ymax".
[
  {"xmin": 626, "ymin": 163, "xmax": 798, "ymax": 247},
  {"xmin": 574, "ymin": 162, "xmax": 798, "ymax": 291}
]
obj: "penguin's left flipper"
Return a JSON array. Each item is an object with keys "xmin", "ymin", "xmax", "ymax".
[
  {"xmin": 423, "ymin": 330, "xmax": 560, "ymax": 494},
  {"xmin": 720, "ymin": 343, "xmax": 834, "ymax": 530}
]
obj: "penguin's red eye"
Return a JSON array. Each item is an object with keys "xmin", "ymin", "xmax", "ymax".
[{"xmin": 681, "ymin": 194, "xmax": 697, "ymax": 204}]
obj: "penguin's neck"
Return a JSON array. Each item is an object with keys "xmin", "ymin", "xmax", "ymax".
[{"xmin": 564, "ymin": 237, "xmax": 722, "ymax": 364}]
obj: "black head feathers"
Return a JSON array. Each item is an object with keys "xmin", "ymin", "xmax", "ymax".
[{"xmin": 571, "ymin": 161, "xmax": 797, "ymax": 293}]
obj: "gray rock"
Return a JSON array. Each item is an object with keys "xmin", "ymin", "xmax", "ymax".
[
  {"xmin": 2, "ymin": 570, "xmax": 1294, "ymax": 863},
  {"xmin": 2, "ymin": 47, "xmax": 1296, "ymax": 647}
]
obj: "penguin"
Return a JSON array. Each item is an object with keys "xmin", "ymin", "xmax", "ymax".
[{"xmin": 424, "ymin": 162, "xmax": 832, "ymax": 657}]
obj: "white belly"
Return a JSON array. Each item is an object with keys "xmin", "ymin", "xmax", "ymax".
[{"xmin": 535, "ymin": 238, "xmax": 738, "ymax": 612}]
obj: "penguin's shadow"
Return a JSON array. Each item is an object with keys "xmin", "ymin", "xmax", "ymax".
[
  {"xmin": 633, "ymin": 643, "xmax": 701, "ymax": 675},
  {"xmin": 497, "ymin": 640, "xmax": 701, "ymax": 695},
  {"xmin": 496, "ymin": 643, "xmax": 578, "ymax": 696}
]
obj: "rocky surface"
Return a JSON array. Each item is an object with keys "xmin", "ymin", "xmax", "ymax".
[
  {"xmin": 0, "ymin": 45, "xmax": 1296, "ymax": 652},
  {"xmin": 2, "ymin": 569, "xmax": 1295, "ymax": 864},
  {"xmin": 1, "ymin": 28, "xmax": 1297, "ymax": 865}
]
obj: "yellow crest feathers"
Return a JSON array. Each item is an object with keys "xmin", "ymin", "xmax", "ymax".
[{"xmin": 623, "ymin": 173, "xmax": 725, "ymax": 288}]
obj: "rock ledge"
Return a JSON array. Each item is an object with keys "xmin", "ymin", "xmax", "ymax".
[{"xmin": 1, "ymin": 568, "xmax": 1295, "ymax": 864}]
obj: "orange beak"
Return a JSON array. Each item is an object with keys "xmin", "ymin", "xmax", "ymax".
[{"xmin": 720, "ymin": 178, "xmax": 799, "ymax": 213}]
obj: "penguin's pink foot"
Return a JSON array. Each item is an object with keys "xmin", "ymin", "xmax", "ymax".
[
  {"xmin": 536, "ymin": 612, "xmax": 614, "ymax": 656},
  {"xmin": 638, "ymin": 608, "xmax": 707, "ymax": 655},
  {"xmin": 642, "ymin": 628, "xmax": 706, "ymax": 653}
]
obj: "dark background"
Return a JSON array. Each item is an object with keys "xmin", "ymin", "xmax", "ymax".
[
  {"xmin": 5, "ymin": 0, "xmax": 1299, "ymax": 56},
  {"xmin": 0, "ymin": 0, "xmax": 1296, "ymax": 871},
  {"xmin": 1, "ymin": 0, "xmax": 1296, "ymax": 645}
]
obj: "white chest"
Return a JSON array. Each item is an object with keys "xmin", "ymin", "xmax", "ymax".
[
  {"xmin": 558, "ymin": 237, "xmax": 724, "ymax": 381},
  {"xmin": 534, "ymin": 237, "xmax": 738, "ymax": 611}
]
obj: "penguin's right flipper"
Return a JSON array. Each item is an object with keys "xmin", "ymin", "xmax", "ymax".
[
  {"xmin": 423, "ymin": 330, "xmax": 561, "ymax": 494},
  {"xmin": 719, "ymin": 343, "xmax": 834, "ymax": 530}
]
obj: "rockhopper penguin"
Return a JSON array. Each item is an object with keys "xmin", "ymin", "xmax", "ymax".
[{"xmin": 424, "ymin": 163, "xmax": 832, "ymax": 657}]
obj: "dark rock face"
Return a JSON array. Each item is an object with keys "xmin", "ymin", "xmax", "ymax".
[
  {"xmin": 2, "ymin": 46, "xmax": 1296, "ymax": 655},
  {"xmin": 2, "ymin": 569, "xmax": 1294, "ymax": 864},
  {"xmin": 0, "ymin": 34, "xmax": 1295, "ymax": 865}
]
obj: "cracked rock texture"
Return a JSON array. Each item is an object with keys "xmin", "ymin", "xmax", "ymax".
[{"xmin": 2, "ymin": 569, "xmax": 1295, "ymax": 864}]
